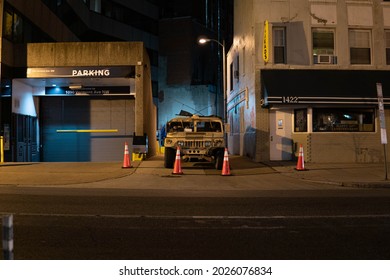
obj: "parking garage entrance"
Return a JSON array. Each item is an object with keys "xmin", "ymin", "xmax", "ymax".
[
  {"xmin": 8, "ymin": 42, "xmax": 155, "ymax": 162},
  {"xmin": 14, "ymin": 66, "xmax": 136, "ymax": 161},
  {"xmin": 39, "ymin": 95, "xmax": 135, "ymax": 162}
]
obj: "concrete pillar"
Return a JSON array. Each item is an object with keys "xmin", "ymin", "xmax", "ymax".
[{"xmin": 135, "ymin": 64, "xmax": 144, "ymax": 135}]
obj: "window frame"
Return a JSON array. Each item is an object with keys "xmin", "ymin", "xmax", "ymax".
[
  {"xmin": 312, "ymin": 28, "xmax": 336, "ymax": 64},
  {"xmin": 386, "ymin": 30, "xmax": 390, "ymax": 65},
  {"xmin": 272, "ymin": 26, "xmax": 287, "ymax": 64},
  {"xmin": 229, "ymin": 62, "xmax": 234, "ymax": 92},
  {"xmin": 294, "ymin": 109, "xmax": 308, "ymax": 133},
  {"xmin": 349, "ymin": 29, "xmax": 372, "ymax": 65},
  {"xmin": 312, "ymin": 108, "xmax": 375, "ymax": 133},
  {"xmin": 3, "ymin": 8, "xmax": 24, "ymax": 43}
]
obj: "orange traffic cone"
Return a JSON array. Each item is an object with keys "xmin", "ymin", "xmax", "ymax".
[
  {"xmin": 221, "ymin": 148, "xmax": 231, "ymax": 176},
  {"xmin": 172, "ymin": 146, "xmax": 183, "ymax": 175},
  {"xmin": 295, "ymin": 144, "xmax": 305, "ymax": 171},
  {"xmin": 122, "ymin": 142, "xmax": 132, "ymax": 168}
]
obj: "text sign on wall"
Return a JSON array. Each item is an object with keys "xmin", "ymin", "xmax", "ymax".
[
  {"xmin": 377, "ymin": 83, "xmax": 387, "ymax": 144},
  {"xmin": 262, "ymin": 20, "xmax": 269, "ymax": 63},
  {"xmin": 27, "ymin": 66, "xmax": 135, "ymax": 78},
  {"xmin": 45, "ymin": 86, "xmax": 131, "ymax": 96}
]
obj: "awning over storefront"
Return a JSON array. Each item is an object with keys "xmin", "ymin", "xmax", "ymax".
[{"xmin": 261, "ymin": 69, "xmax": 390, "ymax": 106}]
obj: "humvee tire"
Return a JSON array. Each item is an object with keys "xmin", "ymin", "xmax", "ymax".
[
  {"xmin": 164, "ymin": 147, "xmax": 176, "ymax": 168},
  {"xmin": 215, "ymin": 150, "xmax": 224, "ymax": 170}
]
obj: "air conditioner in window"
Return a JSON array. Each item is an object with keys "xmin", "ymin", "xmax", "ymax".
[{"xmin": 315, "ymin": 55, "xmax": 337, "ymax": 64}]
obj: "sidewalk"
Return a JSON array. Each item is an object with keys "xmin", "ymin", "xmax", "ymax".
[
  {"xmin": 0, "ymin": 161, "xmax": 139, "ymax": 185},
  {"xmin": 1, "ymin": 155, "xmax": 390, "ymax": 188},
  {"xmin": 0, "ymin": 155, "xmax": 275, "ymax": 185},
  {"xmin": 267, "ymin": 161, "xmax": 390, "ymax": 188}
]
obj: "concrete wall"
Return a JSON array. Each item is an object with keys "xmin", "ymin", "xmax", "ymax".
[
  {"xmin": 247, "ymin": 0, "xmax": 389, "ymax": 69},
  {"xmin": 227, "ymin": 0, "xmax": 262, "ymax": 159},
  {"xmin": 293, "ymin": 110, "xmax": 390, "ymax": 163},
  {"xmin": 27, "ymin": 42, "xmax": 145, "ymax": 67},
  {"xmin": 11, "ymin": 80, "xmax": 36, "ymax": 116},
  {"xmin": 66, "ymin": 0, "xmax": 158, "ymax": 50},
  {"xmin": 157, "ymin": 56, "xmax": 215, "ymax": 131},
  {"xmin": 8, "ymin": 0, "xmax": 79, "ymax": 42},
  {"xmin": 141, "ymin": 46, "xmax": 157, "ymax": 156},
  {"xmin": 157, "ymin": 17, "xmax": 220, "ymax": 135},
  {"xmin": 27, "ymin": 41, "xmax": 157, "ymax": 156},
  {"xmin": 157, "ymin": 85, "xmax": 215, "ymax": 127},
  {"xmin": 292, "ymin": 130, "xmax": 384, "ymax": 164},
  {"xmin": 308, "ymin": 132, "xmax": 383, "ymax": 163}
]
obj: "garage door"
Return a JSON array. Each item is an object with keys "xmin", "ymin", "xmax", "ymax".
[{"xmin": 40, "ymin": 96, "xmax": 135, "ymax": 162}]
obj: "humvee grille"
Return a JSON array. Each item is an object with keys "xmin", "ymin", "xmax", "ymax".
[{"xmin": 184, "ymin": 140, "xmax": 205, "ymax": 148}]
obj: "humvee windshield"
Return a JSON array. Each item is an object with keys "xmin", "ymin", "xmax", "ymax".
[
  {"xmin": 195, "ymin": 121, "xmax": 221, "ymax": 132},
  {"xmin": 167, "ymin": 120, "xmax": 221, "ymax": 133}
]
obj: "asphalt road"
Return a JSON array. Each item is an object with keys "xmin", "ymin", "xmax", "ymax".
[{"xmin": 1, "ymin": 186, "xmax": 390, "ymax": 260}]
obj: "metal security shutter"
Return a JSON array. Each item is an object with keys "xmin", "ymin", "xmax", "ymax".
[
  {"xmin": 90, "ymin": 98, "xmax": 135, "ymax": 161},
  {"xmin": 40, "ymin": 96, "xmax": 135, "ymax": 162}
]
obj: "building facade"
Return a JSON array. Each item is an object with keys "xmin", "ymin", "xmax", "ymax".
[
  {"xmin": 0, "ymin": 0, "xmax": 157, "ymax": 162},
  {"xmin": 227, "ymin": 0, "xmax": 390, "ymax": 163}
]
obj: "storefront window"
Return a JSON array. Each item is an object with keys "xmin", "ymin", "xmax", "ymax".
[
  {"xmin": 313, "ymin": 108, "xmax": 375, "ymax": 132},
  {"xmin": 294, "ymin": 109, "xmax": 307, "ymax": 132}
]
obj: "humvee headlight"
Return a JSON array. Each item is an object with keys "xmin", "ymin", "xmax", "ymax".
[
  {"xmin": 205, "ymin": 141, "xmax": 212, "ymax": 147},
  {"xmin": 214, "ymin": 140, "xmax": 223, "ymax": 146},
  {"xmin": 177, "ymin": 141, "xmax": 184, "ymax": 146},
  {"xmin": 166, "ymin": 139, "xmax": 173, "ymax": 144}
]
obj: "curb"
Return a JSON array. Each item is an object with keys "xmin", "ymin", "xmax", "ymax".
[
  {"xmin": 340, "ymin": 181, "xmax": 390, "ymax": 189},
  {"xmin": 299, "ymin": 178, "xmax": 390, "ymax": 189}
]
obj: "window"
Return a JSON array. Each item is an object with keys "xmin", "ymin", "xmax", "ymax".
[
  {"xmin": 242, "ymin": 46, "xmax": 246, "ymax": 76},
  {"xmin": 3, "ymin": 10, "xmax": 13, "ymax": 39},
  {"xmin": 102, "ymin": 0, "xmax": 113, "ymax": 17},
  {"xmin": 349, "ymin": 29, "xmax": 371, "ymax": 64},
  {"xmin": 235, "ymin": 55, "xmax": 240, "ymax": 81},
  {"xmin": 167, "ymin": 120, "xmax": 221, "ymax": 133},
  {"xmin": 313, "ymin": 29, "xmax": 335, "ymax": 64},
  {"xmin": 313, "ymin": 108, "xmax": 375, "ymax": 132},
  {"xmin": 386, "ymin": 30, "xmax": 390, "ymax": 65},
  {"xmin": 229, "ymin": 56, "xmax": 239, "ymax": 91},
  {"xmin": 229, "ymin": 62, "xmax": 234, "ymax": 91},
  {"xmin": 89, "ymin": 0, "xmax": 102, "ymax": 13},
  {"xmin": 273, "ymin": 27, "xmax": 286, "ymax": 64},
  {"xmin": 196, "ymin": 121, "xmax": 222, "ymax": 132},
  {"xmin": 294, "ymin": 109, "xmax": 307, "ymax": 132},
  {"xmin": 3, "ymin": 9, "xmax": 23, "ymax": 43}
]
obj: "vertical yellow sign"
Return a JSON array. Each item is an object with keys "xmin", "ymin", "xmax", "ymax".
[
  {"xmin": 263, "ymin": 20, "xmax": 269, "ymax": 63},
  {"xmin": 0, "ymin": 136, "xmax": 3, "ymax": 163}
]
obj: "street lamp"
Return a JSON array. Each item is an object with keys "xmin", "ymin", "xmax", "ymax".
[{"xmin": 198, "ymin": 37, "xmax": 227, "ymax": 126}]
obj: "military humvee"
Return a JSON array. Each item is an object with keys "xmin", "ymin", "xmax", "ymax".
[{"xmin": 163, "ymin": 115, "xmax": 226, "ymax": 169}]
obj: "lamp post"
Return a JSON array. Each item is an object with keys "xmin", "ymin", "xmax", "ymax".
[{"xmin": 198, "ymin": 37, "xmax": 227, "ymax": 126}]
